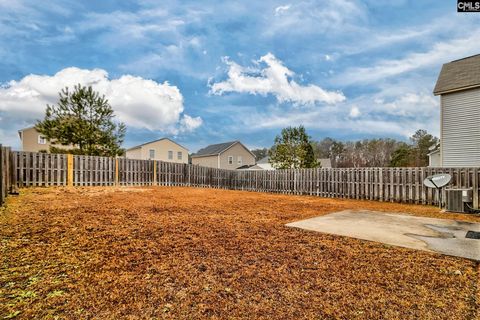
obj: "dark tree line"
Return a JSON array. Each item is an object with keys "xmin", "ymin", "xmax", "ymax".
[
  {"xmin": 312, "ymin": 138, "xmax": 401, "ymax": 168},
  {"xmin": 253, "ymin": 128, "xmax": 438, "ymax": 168},
  {"xmin": 312, "ymin": 129, "xmax": 438, "ymax": 168}
]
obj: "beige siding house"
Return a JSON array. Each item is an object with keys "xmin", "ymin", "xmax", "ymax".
[
  {"xmin": 191, "ymin": 141, "xmax": 255, "ymax": 169},
  {"xmin": 125, "ymin": 138, "xmax": 188, "ymax": 163},
  {"xmin": 18, "ymin": 127, "xmax": 74, "ymax": 152},
  {"xmin": 433, "ymin": 54, "xmax": 480, "ymax": 167}
]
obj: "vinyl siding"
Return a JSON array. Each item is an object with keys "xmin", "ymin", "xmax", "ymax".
[
  {"xmin": 20, "ymin": 127, "xmax": 75, "ymax": 152},
  {"xmin": 191, "ymin": 155, "xmax": 219, "ymax": 168},
  {"xmin": 219, "ymin": 143, "xmax": 255, "ymax": 170},
  {"xmin": 125, "ymin": 147, "xmax": 142, "ymax": 159},
  {"xmin": 428, "ymin": 150, "xmax": 441, "ymax": 167},
  {"xmin": 441, "ymin": 88, "xmax": 480, "ymax": 166},
  {"xmin": 192, "ymin": 143, "xmax": 255, "ymax": 169},
  {"xmin": 125, "ymin": 139, "xmax": 188, "ymax": 163}
]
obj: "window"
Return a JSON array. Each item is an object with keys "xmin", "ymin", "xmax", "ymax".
[
  {"xmin": 177, "ymin": 151, "xmax": 182, "ymax": 160},
  {"xmin": 228, "ymin": 156, "xmax": 233, "ymax": 165},
  {"xmin": 168, "ymin": 150, "xmax": 173, "ymax": 160},
  {"xmin": 238, "ymin": 156, "xmax": 242, "ymax": 165},
  {"xmin": 38, "ymin": 135, "xmax": 47, "ymax": 145},
  {"xmin": 149, "ymin": 149, "xmax": 155, "ymax": 159}
]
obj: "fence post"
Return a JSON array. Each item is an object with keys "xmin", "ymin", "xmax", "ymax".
[
  {"xmin": 153, "ymin": 160, "xmax": 157, "ymax": 185},
  {"xmin": 115, "ymin": 158, "xmax": 119, "ymax": 186},
  {"xmin": 473, "ymin": 168, "xmax": 479, "ymax": 209},
  {"xmin": 67, "ymin": 154, "xmax": 74, "ymax": 187},
  {"xmin": 0, "ymin": 145, "xmax": 4, "ymax": 205},
  {"xmin": 6, "ymin": 147, "xmax": 14, "ymax": 193}
]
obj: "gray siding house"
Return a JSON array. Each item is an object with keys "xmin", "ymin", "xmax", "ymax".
[
  {"xmin": 191, "ymin": 141, "xmax": 256, "ymax": 169},
  {"xmin": 433, "ymin": 54, "xmax": 480, "ymax": 167}
]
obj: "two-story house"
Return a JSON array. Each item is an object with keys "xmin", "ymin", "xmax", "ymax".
[
  {"xmin": 433, "ymin": 54, "xmax": 480, "ymax": 167},
  {"xmin": 18, "ymin": 126, "xmax": 75, "ymax": 152},
  {"xmin": 125, "ymin": 138, "xmax": 188, "ymax": 163},
  {"xmin": 191, "ymin": 141, "xmax": 255, "ymax": 169}
]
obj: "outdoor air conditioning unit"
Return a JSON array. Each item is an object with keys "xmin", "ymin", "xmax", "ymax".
[{"xmin": 445, "ymin": 188, "xmax": 473, "ymax": 213}]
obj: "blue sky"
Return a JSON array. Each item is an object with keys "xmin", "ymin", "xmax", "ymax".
[{"xmin": 0, "ymin": 0, "xmax": 479, "ymax": 152}]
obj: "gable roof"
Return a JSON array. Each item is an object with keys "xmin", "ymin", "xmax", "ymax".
[
  {"xmin": 434, "ymin": 54, "xmax": 480, "ymax": 95},
  {"xmin": 236, "ymin": 164, "xmax": 263, "ymax": 170},
  {"xmin": 126, "ymin": 138, "xmax": 188, "ymax": 151},
  {"xmin": 18, "ymin": 126, "xmax": 37, "ymax": 139},
  {"xmin": 191, "ymin": 141, "xmax": 255, "ymax": 158},
  {"xmin": 257, "ymin": 156, "xmax": 270, "ymax": 164},
  {"xmin": 18, "ymin": 126, "xmax": 36, "ymax": 132}
]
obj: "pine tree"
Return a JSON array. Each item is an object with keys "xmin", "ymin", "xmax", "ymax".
[
  {"xmin": 36, "ymin": 84, "xmax": 126, "ymax": 156},
  {"xmin": 389, "ymin": 143, "xmax": 412, "ymax": 167},
  {"xmin": 410, "ymin": 129, "xmax": 438, "ymax": 167}
]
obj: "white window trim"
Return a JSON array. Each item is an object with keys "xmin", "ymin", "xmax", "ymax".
[
  {"xmin": 228, "ymin": 156, "xmax": 233, "ymax": 165},
  {"xmin": 38, "ymin": 135, "xmax": 47, "ymax": 145},
  {"xmin": 168, "ymin": 150, "xmax": 173, "ymax": 160},
  {"xmin": 177, "ymin": 151, "xmax": 182, "ymax": 160},
  {"xmin": 238, "ymin": 156, "xmax": 242, "ymax": 165}
]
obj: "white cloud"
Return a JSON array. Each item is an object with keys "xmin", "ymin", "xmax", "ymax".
[
  {"xmin": 349, "ymin": 106, "xmax": 360, "ymax": 118},
  {"xmin": 119, "ymin": 36, "xmax": 208, "ymax": 79},
  {"xmin": 210, "ymin": 53, "xmax": 345, "ymax": 105},
  {"xmin": 0, "ymin": 67, "xmax": 201, "ymax": 146},
  {"xmin": 274, "ymin": 5, "xmax": 291, "ymax": 15},
  {"xmin": 266, "ymin": 0, "xmax": 366, "ymax": 36},
  {"xmin": 239, "ymin": 107, "xmax": 416, "ymax": 136},
  {"xmin": 179, "ymin": 114, "xmax": 203, "ymax": 133},
  {"xmin": 239, "ymin": 100, "xmax": 438, "ymax": 139},
  {"xmin": 334, "ymin": 30, "xmax": 480, "ymax": 86},
  {"xmin": 230, "ymin": 82, "xmax": 441, "ymax": 140},
  {"xmin": 78, "ymin": 9, "xmax": 183, "ymax": 43},
  {"xmin": 380, "ymin": 92, "xmax": 438, "ymax": 117}
]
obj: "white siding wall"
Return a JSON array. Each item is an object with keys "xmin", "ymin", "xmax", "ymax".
[
  {"xmin": 428, "ymin": 151, "xmax": 441, "ymax": 167},
  {"xmin": 441, "ymin": 88, "xmax": 480, "ymax": 166}
]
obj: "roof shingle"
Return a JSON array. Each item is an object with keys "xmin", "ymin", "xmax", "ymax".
[
  {"xmin": 192, "ymin": 141, "xmax": 238, "ymax": 157},
  {"xmin": 434, "ymin": 54, "xmax": 480, "ymax": 95}
]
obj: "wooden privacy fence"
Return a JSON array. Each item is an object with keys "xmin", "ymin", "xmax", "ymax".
[
  {"xmin": 13, "ymin": 152, "xmax": 237, "ymax": 188},
  {"xmin": 8, "ymin": 151, "xmax": 480, "ymax": 207},
  {"xmin": 0, "ymin": 145, "xmax": 15, "ymax": 206}
]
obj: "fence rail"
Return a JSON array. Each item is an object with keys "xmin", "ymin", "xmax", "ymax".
[{"xmin": 2, "ymin": 150, "xmax": 479, "ymax": 207}]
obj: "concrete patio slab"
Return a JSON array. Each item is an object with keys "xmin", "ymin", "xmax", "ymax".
[{"xmin": 286, "ymin": 210, "xmax": 480, "ymax": 261}]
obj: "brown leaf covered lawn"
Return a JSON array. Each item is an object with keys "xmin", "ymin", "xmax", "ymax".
[{"xmin": 1, "ymin": 187, "xmax": 479, "ymax": 319}]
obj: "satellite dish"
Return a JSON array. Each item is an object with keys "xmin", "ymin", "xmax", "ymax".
[{"xmin": 423, "ymin": 174, "xmax": 452, "ymax": 189}]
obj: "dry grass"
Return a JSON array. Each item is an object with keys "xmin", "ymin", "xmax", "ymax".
[{"xmin": 1, "ymin": 186, "xmax": 479, "ymax": 319}]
